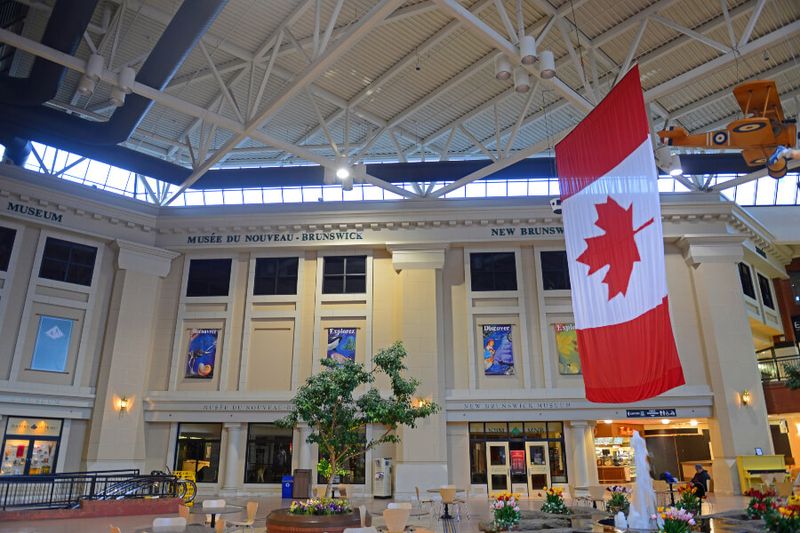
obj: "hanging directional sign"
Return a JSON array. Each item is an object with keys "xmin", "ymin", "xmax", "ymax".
[{"xmin": 625, "ymin": 409, "xmax": 677, "ymax": 418}]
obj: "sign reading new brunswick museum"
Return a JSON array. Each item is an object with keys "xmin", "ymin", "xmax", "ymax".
[{"xmin": 176, "ymin": 224, "xmax": 564, "ymax": 248}]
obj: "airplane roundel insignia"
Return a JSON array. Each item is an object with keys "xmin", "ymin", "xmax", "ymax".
[
  {"xmin": 712, "ymin": 132, "xmax": 728, "ymax": 145},
  {"xmin": 733, "ymin": 122, "xmax": 766, "ymax": 133}
]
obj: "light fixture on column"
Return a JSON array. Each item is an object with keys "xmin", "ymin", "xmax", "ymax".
[
  {"xmin": 519, "ymin": 35, "xmax": 537, "ymax": 65},
  {"xmin": 668, "ymin": 153, "xmax": 684, "ymax": 177},
  {"xmin": 495, "ymin": 55, "xmax": 513, "ymax": 80},
  {"xmin": 740, "ymin": 389, "xmax": 752, "ymax": 406},
  {"xmin": 117, "ymin": 396, "xmax": 130, "ymax": 415},
  {"xmin": 539, "ymin": 50, "xmax": 555, "ymax": 79},
  {"xmin": 514, "ymin": 67, "xmax": 530, "ymax": 93}
]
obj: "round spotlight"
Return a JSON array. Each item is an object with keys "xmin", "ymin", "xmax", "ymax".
[
  {"xmin": 661, "ymin": 418, "xmax": 671, "ymax": 425},
  {"xmin": 603, "ymin": 419, "xmax": 613, "ymax": 425},
  {"xmin": 520, "ymin": 35, "xmax": 537, "ymax": 65},
  {"xmin": 76, "ymin": 76, "xmax": 96, "ymax": 97},
  {"xmin": 514, "ymin": 67, "xmax": 530, "ymax": 93},
  {"xmin": 689, "ymin": 419, "xmax": 699, "ymax": 427},
  {"xmin": 495, "ymin": 55, "xmax": 512, "ymax": 80},
  {"xmin": 539, "ymin": 50, "xmax": 555, "ymax": 79},
  {"xmin": 336, "ymin": 167, "xmax": 350, "ymax": 180}
]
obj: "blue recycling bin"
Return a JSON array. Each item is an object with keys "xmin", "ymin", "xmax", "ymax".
[{"xmin": 282, "ymin": 475, "xmax": 294, "ymax": 499}]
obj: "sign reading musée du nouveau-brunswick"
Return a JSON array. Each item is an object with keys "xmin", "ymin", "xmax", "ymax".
[{"xmin": 178, "ymin": 225, "xmax": 564, "ymax": 247}]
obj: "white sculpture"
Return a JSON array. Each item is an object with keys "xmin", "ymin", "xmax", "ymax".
[{"xmin": 626, "ymin": 430, "xmax": 659, "ymax": 530}]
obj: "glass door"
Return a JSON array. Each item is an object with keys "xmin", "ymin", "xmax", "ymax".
[
  {"xmin": 526, "ymin": 441, "xmax": 551, "ymax": 495},
  {"xmin": 28, "ymin": 440, "xmax": 58, "ymax": 475},
  {"xmin": 486, "ymin": 442, "xmax": 511, "ymax": 496}
]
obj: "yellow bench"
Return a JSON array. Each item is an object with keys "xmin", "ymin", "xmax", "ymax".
[{"xmin": 736, "ymin": 455, "xmax": 787, "ymax": 493}]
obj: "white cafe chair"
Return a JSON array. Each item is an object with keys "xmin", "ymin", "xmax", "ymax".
[{"xmin": 152, "ymin": 516, "xmax": 187, "ymax": 532}]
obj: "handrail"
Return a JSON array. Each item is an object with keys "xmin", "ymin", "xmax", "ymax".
[
  {"xmin": 757, "ymin": 351, "xmax": 800, "ymax": 382},
  {"xmin": 0, "ymin": 469, "xmax": 189, "ymax": 511}
]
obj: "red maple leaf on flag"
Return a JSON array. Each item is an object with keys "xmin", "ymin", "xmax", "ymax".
[{"xmin": 577, "ymin": 196, "xmax": 654, "ymax": 300}]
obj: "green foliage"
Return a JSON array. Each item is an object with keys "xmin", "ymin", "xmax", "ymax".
[
  {"xmin": 278, "ymin": 341, "xmax": 440, "ymax": 497},
  {"xmin": 785, "ymin": 364, "xmax": 800, "ymax": 390}
]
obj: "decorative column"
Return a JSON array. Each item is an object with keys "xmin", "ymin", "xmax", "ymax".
[
  {"xmin": 298, "ymin": 423, "xmax": 313, "ymax": 470},
  {"xmin": 679, "ymin": 236, "xmax": 773, "ymax": 495},
  {"xmin": 569, "ymin": 421, "xmax": 595, "ymax": 497},
  {"xmin": 390, "ymin": 246, "xmax": 449, "ymax": 499},
  {"xmin": 85, "ymin": 241, "xmax": 179, "ymax": 471},
  {"xmin": 222, "ymin": 422, "xmax": 244, "ymax": 492}
]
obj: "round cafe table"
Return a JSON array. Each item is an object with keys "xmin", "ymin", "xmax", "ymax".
[
  {"xmin": 189, "ymin": 504, "xmax": 243, "ymax": 528},
  {"xmin": 426, "ymin": 488, "xmax": 464, "ymax": 520}
]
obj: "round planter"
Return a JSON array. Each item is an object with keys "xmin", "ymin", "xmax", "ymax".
[{"xmin": 266, "ymin": 508, "xmax": 366, "ymax": 533}]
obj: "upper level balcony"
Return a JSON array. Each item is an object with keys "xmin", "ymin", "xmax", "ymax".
[{"xmin": 759, "ymin": 342, "xmax": 800, "ymax": 415}]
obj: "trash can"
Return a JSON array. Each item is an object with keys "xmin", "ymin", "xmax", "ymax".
[
  {"xmin": 293, "ymin": 469, "xmax": 312, "ymax": 498},
  {"xmin": 282, "ymin": 475, "xmax": 294, "ymax": 499}
]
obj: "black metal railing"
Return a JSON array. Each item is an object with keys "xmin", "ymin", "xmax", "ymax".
[
  {"xmin": 0, "ymin": 469, "xmax": 193, "ymax": 511},
  {"xmin": 757, "ymin": 344, "xmax": 800, "ymax": 382}
]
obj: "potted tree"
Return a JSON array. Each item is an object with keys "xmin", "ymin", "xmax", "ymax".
[{"xmin": 267, "ymin": 341, "xmax": 439, "ymax": 533}]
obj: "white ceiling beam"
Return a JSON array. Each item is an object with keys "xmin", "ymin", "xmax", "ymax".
[
  {"xmin": 199, "ymin": 41, "xmax": 244, "ymax": 124},
  {"xmin": 430, "ymin": 129, "xmax": 569, "ymax": 197},
  {"xmin": 719, "ymin": 0, "xmax": 737, "ymax": 49},
  {"xmin": 433, "ymin": 0, "xmax": 594, "ymax": 113},
  {"xmin": 649, "ymin": 14, "xmax": 732, "ymax": 54},
  {"xmin": 503, "ymin": 83, "xmax": 539, "ymax": 158},
  {"xmin": 738, "ymin": 0, "xmax": 766, "ymax": 48},
  {"xmin": 494, "ymin": 0, "xmax": 519, "ymax": 43},
  {"xmin": 616, "ymin": 18, "xmax": 647, "ymax": 85},
  {"xmin": 644, "ymin": 19, "xmax": 800, "ymax": 101},
  {"xmin": 710, "ymin": 160, "xmax": 800, "ymax": 192},
  {"xmin": 557, "ymin": 17, "xmax": 596, "ymax": 103},
  {"xmin": 459, "ymin": 124, "xmax": 497, "ymax": 161},
  {"xmin": 317, "ymin": 0, "xmax": 345, "ymax": 58},
  {"xmin": 162, "ymin": 0, "xmax": 405, "ymax": 204},
  {"xmin": 696, "ymin": 86, "xmax": 800, "ymax": 133}
]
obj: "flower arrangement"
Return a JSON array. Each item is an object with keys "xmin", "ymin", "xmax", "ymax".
[
  {"xmin": 744, "ymin": 487, "xmax": 780, "ymax": 519},
  {"xmin": 764, "ymin": 497, "xmax": 800, "ymax": 532},
  {"xmin": 652, "ymin": 506, "xmax": 696, "ymax": 533},
  {"xmin": 288, "ymin": 498, "xmax": 352, "ymax": 515},
  {"xmin": 606, "ymin": 485, "xmax": 630, "ymax": 515},
  {"xmin": 491, "ymin": 493, "xmax": 522, "ymax": 530},
  {"xmin": 675, "ymin": 484, "xmax": 702, "ymax": 515},
  {"xmin": 539, "ymin": 486, "xmax": 570, "ymax": 515}
]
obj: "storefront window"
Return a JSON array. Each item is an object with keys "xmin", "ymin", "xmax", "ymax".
[
  {"xmin": 174, "ymin": 423, "xmax": 222, "ymax": 483},
  {"xmin": 1, "ymin": 417, "xmax": 62, "ymax": 476},
  {"xmin": 245, "ymin": 423, "xmax": 293, "ymax": 484},
  {"xmin": 318, "ymin": 430, "xmax": 366, "ymax": 485},
  {"xmin": 468, "ymin": 422, "xmax": 568, "ymax": 485}
]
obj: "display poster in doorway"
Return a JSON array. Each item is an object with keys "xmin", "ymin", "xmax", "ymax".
[
  {"xmin": 483, "ymin": 324, "xmax": 514, "ymax": 375},
  {"xmin": 185, "ymin": 329, "xmax": 218, "ymax": 379},
  {"xmin": 510, "ymin": 449, "xmax": 526, "ymax": 475},
  {"xmin": 554, "ymin": 323, "xmax": 582, "ymax": 375},
  {"xmin": 327, "ymin": 328, "xmax": 356, "ymax": 363}
]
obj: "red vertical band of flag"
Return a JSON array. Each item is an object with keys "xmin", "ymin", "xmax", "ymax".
[{"xmin": 555, "ymin": 66, "xmax": 685, "ymax": 404}]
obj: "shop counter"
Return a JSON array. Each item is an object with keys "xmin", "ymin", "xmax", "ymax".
[{"xmin": 597, "ymin": 465, "xmax": 631, "ymax": 483}]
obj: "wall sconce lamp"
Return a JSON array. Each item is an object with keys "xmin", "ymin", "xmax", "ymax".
[
  {"xmin": 117, "ymin": 396, "xmax": 130, "ymax": 415},
  {"xmin": 740, "ymin": 389, "xmax": 752, "ymax": 407}
]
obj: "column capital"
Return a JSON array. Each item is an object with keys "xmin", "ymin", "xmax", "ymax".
[
  {"xmin": 676, "ymin": 234, "xmax": 745, "ymax": 267},
  {"xmin": 114, "ymin": 240, "xmax": 181, "ymax": 277},
  {"xmin": 569, "ymin": 420, "xmax": 593, "ymax": 428},
  {"xmin": 223, "ymin": 422, "xmax": 244, "ymax": 431},
  {"xmin": 388, "ymin": 245, "xmax": 448, "ymax": 270}
]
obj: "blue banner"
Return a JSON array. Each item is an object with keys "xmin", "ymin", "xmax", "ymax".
[
  {"xmin": 185, "ymin": 329, "xmax": 218, "ymax": 379},
  {"xmin": 31, "ymin": 316, "xmax": 73, "ymax": 372},
  {"xmin": 327, "ymin": 328, "xmax": 356, "ymax": 363},
  {"xmin": 483, "ymin": 324, "xmax": 514, "ymax": 375}
]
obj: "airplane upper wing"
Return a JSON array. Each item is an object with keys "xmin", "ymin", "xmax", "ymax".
[{"xmin": 733, "ymin": 80, "xmax": 785, "ymax": 122}]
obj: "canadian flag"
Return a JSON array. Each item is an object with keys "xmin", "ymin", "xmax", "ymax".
[{"xmin": 556, "ymin": 65, "xmax": 685, "ymax": 403}]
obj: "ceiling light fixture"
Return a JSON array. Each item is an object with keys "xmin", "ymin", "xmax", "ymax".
[
  {"xmin": 669, "ymin": 153, "xmax": 684, "ymax": 177},
  {"xmin": 603, "ymin": 419, "xmax": 613, "ymax": 424},
  {"xmin": 336, "ymin": 166, "xmax": 350, "ymax": 180},
  {"xmin": 77, "ymin": 53, "xmax": 104, "ymax": 97},
  {"xmin": 495, "ymin": 55, "xmax": 512, "ymax": 80},
  {"xmin": 539, "ymin": 50, "xmax": 555, "ymax": 79},
  {"xmin": 519, "ymin": 35, "xmax": 537, "ymax": 65},
  {"xmin": 689, "ymin": 419, "xmax": 699, "ymax": 427},
  {"xmin": 661, "ymin": 418, "xmax": 671, "ymax": 425},
  {"xmin": 514, "ymin": 67, "xmax": 530, "ymax": 93}
]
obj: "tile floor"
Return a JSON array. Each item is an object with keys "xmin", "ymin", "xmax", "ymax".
[{"xmin": 0, "ymin": 493, "xmax": 750, "ymax": 533}]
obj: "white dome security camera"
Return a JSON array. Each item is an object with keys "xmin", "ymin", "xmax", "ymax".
[{"xmin": 550, "ymin": 197, "xmax": 562, "ymax": 215}]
